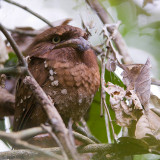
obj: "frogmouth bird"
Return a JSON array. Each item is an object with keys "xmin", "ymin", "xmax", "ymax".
[{"xmin": 13, "ymin": 25, "xmax": 100, "ymax": 131}]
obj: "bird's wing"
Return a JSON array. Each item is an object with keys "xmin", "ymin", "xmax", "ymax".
[{"xmin": 13, "ymin": 58, "xmax": 49, "ymax": 131}]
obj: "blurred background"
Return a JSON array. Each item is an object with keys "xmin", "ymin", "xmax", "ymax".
[{"xmin": 1, "ymin": 0, "xmax": 160, "ymax": 159}]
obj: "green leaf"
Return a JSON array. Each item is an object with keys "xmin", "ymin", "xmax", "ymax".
[
  {"xmin": 4, "ymin": 52, "xmax": 18, "ymax": 67},
  {"xmin": 107, "ymin": 0, "xmax": 128, "ymax": 6}
]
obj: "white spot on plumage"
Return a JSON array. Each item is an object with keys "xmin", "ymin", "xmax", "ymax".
[
  {"xmin": 49, "ymin": 76, "xmax": 54, "ymax": 81},
  {"xmin": 79, "ymin": 99, "xmax": 82, "ymax": 104},
  {"xmin": 61, "ymin": 89, "xmax": 67, "ymax": 95},
  {"xmin": 16, "ymin": 118, "xmax": 19, "ymax": 122},
  {"xmin": 23, "ymin": 108, "xmax": 25, "ymax": 112},
  {"xmin": 51, "ymin": 80, "xmax": 59, "ymax": 86},
  {"xmin": 44, "ymin": 63, "xmax": 48, "ymax": 68},
  {"xmin": 49, "ymin": 69, "xmax": 54, "ymax": 75},
  {"xmin": 20, "ymin": 99, "xmax": 23, "ymax": 103}
]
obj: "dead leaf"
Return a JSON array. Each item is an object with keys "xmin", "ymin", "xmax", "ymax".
[
  {"xmin": 135, "ymin": 114, "xmax": 152, "ymax": 139},
  {"xmin": 135, "ymin": 59, "xmax": 151, "ymax": 111},
  {"xmin": 104, "ymin": 82, "xmax": 143, "ymax": 127},
  {"xmin": 150, "ymin": 94, "xmax": 160, "ymax": 109},
  {"xmin": 121, "ymin": 59, "xmax": 151, "ymax": 112},
  {"xmin": 106, "ymin": 54, "xmax": 116, "ymax": 72},
  {"xmin": 121, "ymin": 64, "xmax": 143, "ymax": 90},
  {"xmin": 135, "ymin": 110, "xmax": 160, "ymax": 139}
]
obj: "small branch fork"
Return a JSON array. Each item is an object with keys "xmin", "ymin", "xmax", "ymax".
[
  {"xmin": 0, "ymin": 23, "xmax": 78, "ymax": 160},
  {"xmin": 0, "ymin": 126, "xmax": 159, "ymax": 159},
  {"xmin": 0, "ymin": 126, "xmax": 97, "ymax": 159}
]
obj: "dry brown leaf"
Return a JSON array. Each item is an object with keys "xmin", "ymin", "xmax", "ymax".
[
  {"xmin": 135, "ymin": 59, "xmax": 151, "ymax": 111},
  {"xmin": 121, "ymin": 64, "xmax": 143, "ymax": 90},
  {"xmin": 135, "ymin": 114, "xmax": 152, "ymax": 139},
  {"xmin": 125, "ymin": 90, "xmax": 143, "ymax": 110},
  {"xmin": 150, "ymin": 94, "xmax": 160, "ymax": 109},
  {"xmin": 121, "ymin": 59, "xmax": 151, "ymax": 112},
  {"xmin": 135, "ymin": 110, "xmax": 160, "ymax": 139},
  {"xmin": 104, "ymin": 82, "xmax": 143, "ymax": 127}
]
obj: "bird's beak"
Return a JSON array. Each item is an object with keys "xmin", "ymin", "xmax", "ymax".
[{"xmin": 54, "ymin": 37, "xmax": 90, "ymax": 52}]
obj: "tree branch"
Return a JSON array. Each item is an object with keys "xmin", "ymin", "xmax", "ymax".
[
  {"xmin": 0, "ymin": 142, "xmax": 152, "ymax": 160},
  {"xmin": 0, "ymin": 23, "xmax": 28, "ymax": 68},
  {"xmin": 0, "ymin": 23, "xmax": 78, "ymax": 160},
  {"xmin": 23, "ymin": 76, "xmax": 78, "ymax": 160},
  {"xmin": 0, "ymin": 66, "xmax": 27, "ymax": 75}
]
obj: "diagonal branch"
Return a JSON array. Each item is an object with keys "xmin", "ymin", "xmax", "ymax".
[
  {"xmin": 23, "ymin": 76, "xmax": 79, "ymax": 160},
  {"xmin": 0, "ymin": 23, "xmax": 28, "ymax": 68},
  {"xmin": 0, "ymin": 23, "xmax": 78, "ymax": 160},
  {"xmin": 3, "ymin": 0, "xmax": 53, "ymax": 27}
]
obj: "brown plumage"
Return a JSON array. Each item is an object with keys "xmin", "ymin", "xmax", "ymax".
[{"xmin": 13, "ymin": 25, "xmax": 100, "ymax": 131}]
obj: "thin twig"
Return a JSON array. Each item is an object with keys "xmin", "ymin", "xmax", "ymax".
[
  {"xmin": 86, "ymin": 0, "xmax": 133, "ymax": 64},
  {"xmin": 100, "ymin": 50, "xmax": 106, "ymax": 116},
  {"xmin": 104, "ymin": 110, "xmax": 111, "ymax": 143},
  {"xmin": 103, "ymin": 100, "xmax": 117, "ymax": 141},
  {"xmin": 80, "ymin": 118, "xmax": 91, "ymax": 134},
  {"xmin": 74, "ymin": 124, "xmax": 100, "ymax": 143},
  {"xmin": 0, "ymin": 142, "xmax": 152, "ymax": 160},
  {"xmin": 41, "ymin": 124, "xmax": 68, "ymax": 160},
  {"xmin": 0, "ymin": 23, "xmax": 28, "ymax": 68},
  {"xmin": 73, "ymin": 131, "xmax": 95, "ymax": 145},
  {"xmin": 0, "ymin": 130, "xmax": 63, "ymax": 160},
  {"xmin": 3, "ymin": 0, "xmax": 53, "ymax": 27},
  {"xmin": 0, "ymin": 23, "xmax": 78, "ymax": 160},
  {"xmin": 0, "ymin": 66, "xmax": 27, "ymax": 75},
  {"xmin": 0, "ymin": 126, "xmax": 101, "ymax": 158},
  {"xmin": 151, "ymin": 78, "xmax": 160, "ymax": 86},
  {"xmin": 16, "ymin": 140, "xmax": 63, "ymax": 160}
]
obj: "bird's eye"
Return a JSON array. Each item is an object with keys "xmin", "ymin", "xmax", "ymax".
[{"xmin": 52, "ymin": 36, "xmax": 61, "ymax": 43}]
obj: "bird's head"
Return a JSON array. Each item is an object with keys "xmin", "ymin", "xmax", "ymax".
[{"xmin": 24, "ymin": 25, "xmax": 98, "ymax": 68}]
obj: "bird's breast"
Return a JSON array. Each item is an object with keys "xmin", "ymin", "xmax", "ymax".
[{"xmin": 42, "ymin": 61, "xmax": 100, "ymax": 121}]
